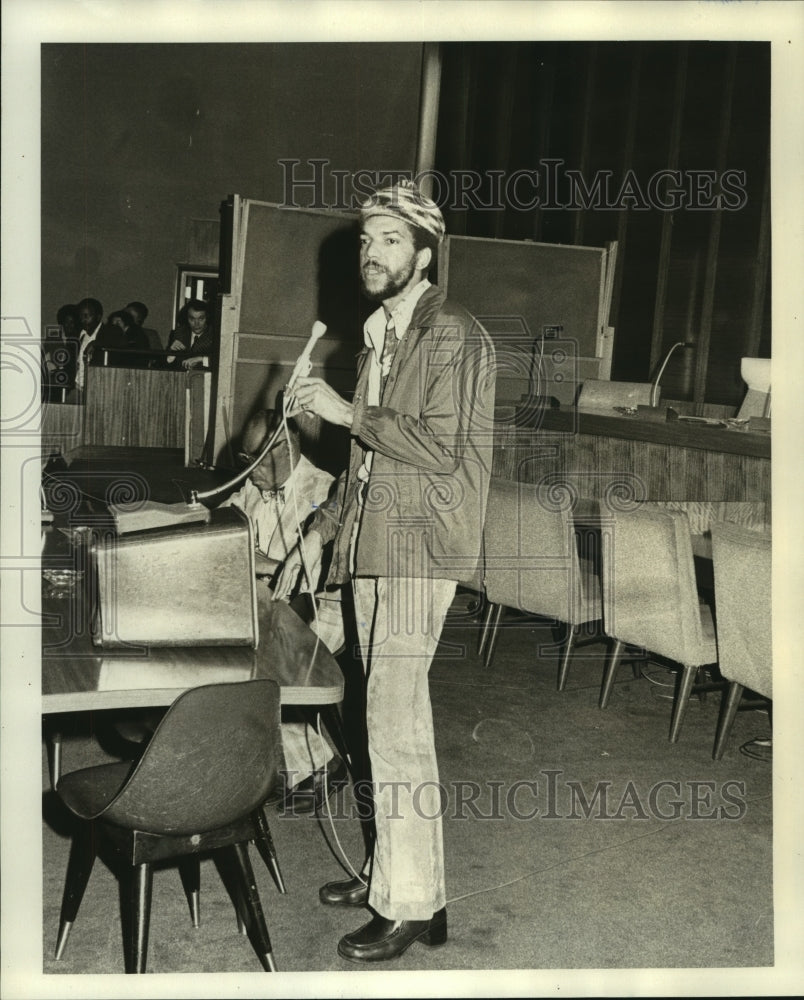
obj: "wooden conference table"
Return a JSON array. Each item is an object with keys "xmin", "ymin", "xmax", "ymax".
[
  {"xmin": 493, "ymin": 405, "xmax": 771, "ymax": 558},
  {"xmin": 41, "ymin": 579, "xmax": 344, "ymax": 715}
]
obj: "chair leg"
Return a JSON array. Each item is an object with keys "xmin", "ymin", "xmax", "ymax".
[
  {"xmin": 557, "ymin": 623, "xmax": 579, "ymax": 691},
  {"xmin": 483, "ymin": 604, "xmax": 505, "ymax": 668},
  {"xmin": 48, "ymin": 729, "xmax": 63, "ymax": 791},
  {"xmin": 251, "ymin": 806, "xmax": 286, "ymax": 894},
  {"xmin": 178, "ymin": 856, "xmax": 201, "ymax": 928},
  {"xmin": 230, "ymin": 841, "xmax": 277, "ymax": 972},
  {"xmin": 599, "ymin": 639, "xmax": 624, "ymax": 708},
  {"xmin": 126, "ymin": 862, "xmax": 153, "ymax": 974},
  {"xmin": 669, "ymin": 664, "xmax": 698, "ymax": 743},
  {"xmin": 695, "ymin": 664, "xmax": 709, "ymax": 703},
  {"xmin": 477, "ymin": 600, "xmax": 495, "ymax": 658},
  {"xmin": 55, "ymin": 823, "xmax": 98, "ymax": 960},
  {"xmin": 713, "ymin": 681, "xmax": 745, "ymax": 760}
]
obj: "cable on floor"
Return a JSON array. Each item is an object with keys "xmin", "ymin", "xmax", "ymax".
[
  {"xmin": 445, "ymin": 821, "xmax": 674, "ymax": 906},
  {"xmin": 739, "ymin": 736, "xmax": 772, "ymax": 762}
]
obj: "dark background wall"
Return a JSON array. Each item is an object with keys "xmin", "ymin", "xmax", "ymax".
[{"xmin": 41, "ymin": 43, "xmax": 423, "ymax": 344}]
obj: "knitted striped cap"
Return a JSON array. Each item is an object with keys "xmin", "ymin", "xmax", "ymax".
[{"xmin": 360, "ymin": 179, "xmax": 445, "ymax": 243}]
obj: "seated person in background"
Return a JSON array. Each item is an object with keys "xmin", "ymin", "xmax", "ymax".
[
  {"xmin": 57, "ymin": 302, "xmax": 80, "ymax": 341},
  {"xmin": 108, "ymin": 309, "xmax": 150, "ymax": 367},
  {"xmin": 43, "ymin": 304, "xmax": 81, "ymax": 391},
  {"xmin": 124, "ymin": 300, "xmax": 163, "ymax": 351},
  {"xmin": 220, "ymin": 403, "xmax": 347, "ymax": 814},
  {"xmin": 74, "ymin": 297, "xmax": 126, "ymax": 392},
  {"xmin": 167, "ymin": 298, "xmax": 215, "ymax": 369}
]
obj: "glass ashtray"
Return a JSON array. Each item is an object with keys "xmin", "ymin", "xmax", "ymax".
[{"xmin": 43, "ymin": 568, "xmax": 84, "ymax": 597}]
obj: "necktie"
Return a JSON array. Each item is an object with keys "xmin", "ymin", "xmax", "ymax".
[
  {"xmin": 380, "ymin": 314, "xmax": 397, "ymax": 382},
  {"xmin": 261, "ymin": 487, "xmax": 285, "ymax": 504}
]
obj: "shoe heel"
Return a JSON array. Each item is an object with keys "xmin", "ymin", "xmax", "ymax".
[{"xmin": 423, "ymin": 908, "xmax": 447, "ymax": 946}]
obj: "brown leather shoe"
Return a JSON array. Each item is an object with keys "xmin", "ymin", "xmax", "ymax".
[
  {"xmin": 319, "ymin": 874, "xmax": 369, "ymax": 907},
  {"xmin": 337, "ymin": 907, "xmax": 447, "ymax": 963}
]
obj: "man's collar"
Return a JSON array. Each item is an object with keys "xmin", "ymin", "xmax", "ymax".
[
  {"xmin": 364, "ymin": 278, "xmax": 431, "ymax": 353},
  {"xmin": 82, "ymin": 321, "xmax": 102, "ymax": 342},
  {"xmin": 258, "ymin": 454, "xmax": 315, "ymax": 501}
]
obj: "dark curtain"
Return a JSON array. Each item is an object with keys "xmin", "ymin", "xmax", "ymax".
[{"xmin": 433, "ymin": 41, "xmax": 770, "ymax": 408}]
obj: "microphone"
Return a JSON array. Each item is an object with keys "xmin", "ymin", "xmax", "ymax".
[
  {"xmin": 193, "ymin": 321, "xmax": 328, "ymax": 503},
  {"xmin": 287, "ymin": 321, "xmax": 327, "ymax": 391},
  {"xmin": 111, "ymin": 321, "xmax": 329, "ymax": 531},
  {"xmin": 650, "ymin": 341, "xmax": 694, "ymax": 408}
]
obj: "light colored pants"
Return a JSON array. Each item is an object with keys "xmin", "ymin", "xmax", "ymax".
[{"xmin": 353, "ymin": 575, "xmax": 457, "ymax": 921}]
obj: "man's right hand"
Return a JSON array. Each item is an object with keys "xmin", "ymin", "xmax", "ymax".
[{"xmin": 272, "ymin": 530, "xmax": 324, "ymax": 601}]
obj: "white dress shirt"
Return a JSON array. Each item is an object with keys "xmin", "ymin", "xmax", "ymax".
[
  {"xmin": 357, "ymin": 278, "xmax": 431, "ymax": 488},
  {"xmin": 75, "ymin": 321, "xmax": 102, "ymax": 391},
  {"xmin": 221, "ymin": 455, "xmax": 334, "ymax": 563}
]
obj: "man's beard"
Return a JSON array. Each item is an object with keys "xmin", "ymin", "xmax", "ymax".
[{"xmin": 360, "ymin": 259, "xmax": 417, "ymax": 303}]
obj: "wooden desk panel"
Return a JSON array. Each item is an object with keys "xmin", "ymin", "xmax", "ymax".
[
  {"xmin": 41, "ymin": 398, "xmax": 82, "ymax": 457},
  {"xmin": 83, "ymin": 367, "xmax": 188, "ymax": 449},
  {"xmin": 494, "ymin": 410, "xmax": 770, "ymax": 505}
]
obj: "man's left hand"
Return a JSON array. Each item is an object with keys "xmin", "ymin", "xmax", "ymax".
[{"xmin": 181, "ymin": 355, "xmax": 208, "ymax": 370}]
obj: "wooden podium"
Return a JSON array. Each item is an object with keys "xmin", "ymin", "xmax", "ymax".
[{"xmin": 82, "ymin": 366, "xmax": 212, "ymax": 462}]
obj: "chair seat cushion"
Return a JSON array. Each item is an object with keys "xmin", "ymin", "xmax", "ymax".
[{"xmin": 58, "ymin": 762, "xmax": 134, "ymax": 820}]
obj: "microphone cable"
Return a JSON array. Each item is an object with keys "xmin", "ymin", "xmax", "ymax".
[
  {"xmin": 279, "ymin": 389, "xmax": 322, "ymax": 670},
  {"xmin": 316, "ymin": 715, "xmax": 368, "ymax": 885}
]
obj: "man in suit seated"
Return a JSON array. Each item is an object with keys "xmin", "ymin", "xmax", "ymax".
[
  {"xmin": 167, "ymin": 298, "xmax": 215, "ymax": 369},
  {"xmin": 220, "ymin": 404, "xmax": 348, "ymax": 814}
]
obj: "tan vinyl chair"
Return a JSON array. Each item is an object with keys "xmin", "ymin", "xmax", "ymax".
[
  {"xmin": 600, "ymin": 505, "xmax": 718, "ymax": 742},
  {"xmin": 479, "ymin": 477, "xmax": 603, "ymax": 685},
  {"xmin": 710, "ymin": 521, "xmax": 772, "ymax": 759}
]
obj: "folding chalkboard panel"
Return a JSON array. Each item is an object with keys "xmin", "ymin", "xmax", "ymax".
[
  {"xmin": 441, "ymin": 234, "xmax": 614, "ymax": 406},
  {"xmin": 238, "ymin": 202, "xmax": 365, "ymax": 343},
  {"xmin": 442, "ymin": 234, "xmax": 608, "ymax": 355}
]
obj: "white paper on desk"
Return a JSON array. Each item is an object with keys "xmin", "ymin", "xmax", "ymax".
[
  {"xmin": 577, "ymin": 379, "xmax": 653, "ymax": 412},
  {"xmin": 97, "ymin": 659, "xmax": 253, "ymax": 691},
  {"xmin": 738, "ymin": 357, "xmax": 771, "ymax": 418}
]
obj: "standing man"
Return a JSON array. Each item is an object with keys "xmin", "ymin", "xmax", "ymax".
[{"xmin": 275, "ymin": 181, "xmax": 496, "ymax": 962}]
